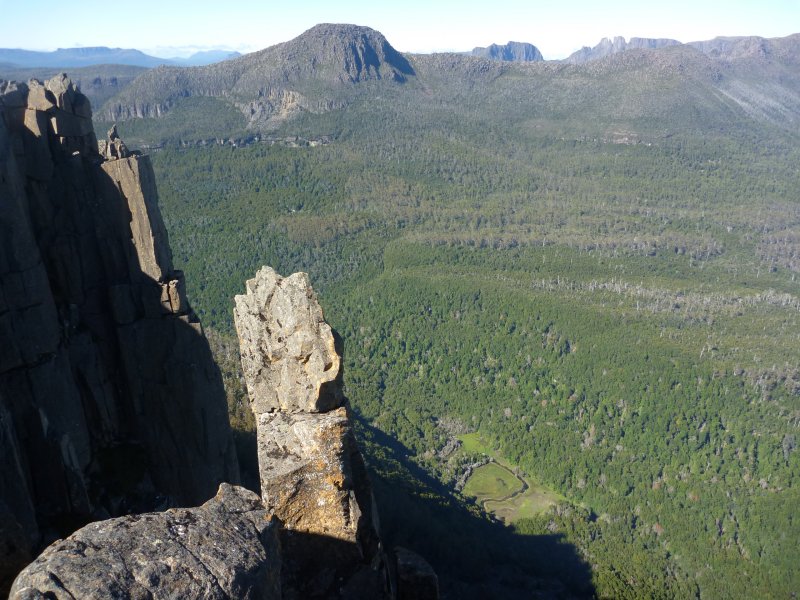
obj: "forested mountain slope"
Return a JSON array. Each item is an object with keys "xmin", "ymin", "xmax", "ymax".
[
  {"xmin": 99, "ymin": 24, "xmax": 414, "ymax": 127},
  {"xmin": 100, "ymin": 27, "xmax": 800, "ymax": 144}
]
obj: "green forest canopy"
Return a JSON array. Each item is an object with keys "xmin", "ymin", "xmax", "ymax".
[{"xmin": 110, "ymin": 72, "xmax": 800, "ymax": 597}]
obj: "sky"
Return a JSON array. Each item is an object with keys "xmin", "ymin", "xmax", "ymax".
[{"xmin": 1, "ymin": 0, "xmax": 798, "ymax": 60}]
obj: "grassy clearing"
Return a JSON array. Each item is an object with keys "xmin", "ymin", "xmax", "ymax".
[
  {"xmin": 459, "ymin": 433, "xmax": 563, "ymax": 522},
  {"xmin": 459, "ymin": 432, "xmax": 492, "ymax": 455},
  {"xmin": 486, "ymin": 484, "xmax": 563, "ymax": 523},
  {"xmin": 462, "ymin": 462, "xmax": 522, "ymax": 500}
]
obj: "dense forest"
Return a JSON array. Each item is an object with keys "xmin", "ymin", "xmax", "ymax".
[{"xmin": 102, "ymin": 42, "xmax": 800, "ymax": 598}]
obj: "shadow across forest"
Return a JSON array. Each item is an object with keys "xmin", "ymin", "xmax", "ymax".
[{"xmin": 350, "ymin": 411, "xmax": 596, "ymax": 600}]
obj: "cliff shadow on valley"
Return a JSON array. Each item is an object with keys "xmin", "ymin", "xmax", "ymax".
[{"xmin": 351, "ymin": 413, "xmax": 596, "ymax": 599}]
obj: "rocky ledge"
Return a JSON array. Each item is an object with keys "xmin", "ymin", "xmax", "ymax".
[{"xmin": 10, "ymin": 484, "xmax": 281, "ymax": 599}]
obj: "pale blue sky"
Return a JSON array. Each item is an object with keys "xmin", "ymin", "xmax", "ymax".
[{"xmin": 1, "ymin": 0, "xmax": 798, "ymax": 59}]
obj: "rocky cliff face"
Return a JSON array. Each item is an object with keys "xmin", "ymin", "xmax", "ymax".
[
  {"xmin": 4, "ymin": 75, "xmax": 436, "ymax": 599},
  {"xmin": 0, "ymin": 74, "xmax": 238, "ymax": 592}
]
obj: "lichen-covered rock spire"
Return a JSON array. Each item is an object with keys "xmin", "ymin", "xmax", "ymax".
[
  {"xmin": 234, "ymin": 266, "xmax": 343, "ymax": 413},
  {"xmin": 234, "ymin": 265, "xmax": 385, "ymax": 598}
]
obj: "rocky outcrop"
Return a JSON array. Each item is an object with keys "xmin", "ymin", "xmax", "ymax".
[
  {"xmin": 565, "ymin": 36, "xmax": 681, "ymax": 64},
  {"xmin": 0, "ymin": 74, "xmax": 238, "ymax": 592},
  {"xmin": 234, "ymin": 267, "xmax": 342, "ymax": 413},
  {"xmin": 7, "ymin": 259, "xmax": 436, "ymax": 598},
  {"xmin": 235, "ymin": 266, "xmax": 387, "ymax": 598},
  {"xmin": 470, "ymin": 41, "xmax": 543, "ymax": 62},
  {"xmin": 0, "ymin": 65, "xmax": 148, "ymax": 117},
  {"xmin": 10, "ymin": 483, "xmax": 281, "ymax": 600},
  {"xmin": 3, "ymin": 75, "xmax": 434, "ymax": 599}
]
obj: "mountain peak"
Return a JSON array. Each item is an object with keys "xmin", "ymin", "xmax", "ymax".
[
  {"xmin": 301, "ymin": 22, "xmax": 385, "ymax": 37},
  {"xmin": 566, "ymin": 36, "xmax": 681, "ymax": 64},
  {"xmin": 269, "ymin": 22, "xmax": 415, "ymax": 83},
  {"xmin": 471, "ymin": 41, "xmax": 543, "ymax": 62},
  {"xmin": 102, "ymin": 23, "xmax": 415, "ymax": 128}
]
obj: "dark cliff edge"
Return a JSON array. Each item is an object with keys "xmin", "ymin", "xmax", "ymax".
[
  {"xmin": 3, "ymin": 76, "xmax": 437, "ymax": 599},
  {"xmin": 0, "ymin": 74, "xmax": 239, "ymax": 593}
]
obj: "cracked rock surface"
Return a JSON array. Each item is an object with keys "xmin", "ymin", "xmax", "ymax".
[
  {"xmin": 9, "ymin": 484, "xmax": 280, "ymax": 600},
  {"xmin": 0, "ymin": 74, "xmax": 238, "ymax": 593},
  {"xmin": 234, "ymin": 266, "xmax": 386, "ymax": 599},
  {"xmin": 234, "ymin": 266, "xmax": 343, "ymax": 414}
]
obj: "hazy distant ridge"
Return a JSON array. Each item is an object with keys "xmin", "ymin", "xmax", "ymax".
[
  {"xmin": 565, "ymin": 36, "xmax": 681, "ymax": 63},
  {"xmin": 0, "ymin": 46, "xmax": 240, "ymax": 68}
]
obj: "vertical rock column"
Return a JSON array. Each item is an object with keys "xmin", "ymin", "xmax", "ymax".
[{"xmin": 234, "ymin": 266, "xmax": 385, "ymax": 598}]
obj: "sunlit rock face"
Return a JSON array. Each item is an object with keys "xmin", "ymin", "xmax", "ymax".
[
  {"xmin": 234, "ymin": 266, "xmax": 343, "ymax": 414},
  {"xmin": 235, "ymin": 265, "xmax": 387, "ymax": 599}
]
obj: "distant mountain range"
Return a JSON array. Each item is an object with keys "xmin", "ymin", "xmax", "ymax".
[
  {"xmin": 90, "ymin": 24, "xmax": 799, "ymax": 138},
  {"xmin": 473, "ymin": 35, "xmax": 798, "ymax": 64},
  {"xmin": 0, "ymin": 46, "xmax": 241, "ymax": 69},
  {"xmin": 564, "ymin": 36, "xmax": 681, "ymax": 64},
  {"xmin": 2, "ymin": 24, "xmax": 798, "ymax": 140},
  {"xmin": 170, "ymin": 49, "xmax": 242, "ymax": 66},
  {"xmin": 2, "ymin": 34, "xmax": 794, "ymax": 71}
]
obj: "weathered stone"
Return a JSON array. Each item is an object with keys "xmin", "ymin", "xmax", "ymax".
[
  {"xmin": 262, "ymin": 409, "xmax": 385, "ymax": 598},
  {"xmin": 234, "ymin": 266, "xmax": 343, "ymax": 413},
  {"xmin": 44, "ymin": 73, "xmax": 76, "ymax": 112},
  {"xmin": 49, "ymin": 109, "xmax": 94, "ymax": 137},
  {"xmin": 394, "ymin": 546, "xmax": 440, "ymax": 600},
  {"xmin": 109, "ymin": 284, "xmax": 138, "ymax": 324},
  {"xmin": 10, "ymin": 484, "xmax": 281, "ymax": 600},
  {"xmin": 114, "ymin": 313, "xmax": 239, "ymax": 503},
  {"xmin": 0, "ymin": 400, "xmax": 36, "ymax": 598},
  {"xmin": 104, "ymin": 123, "xmax": 131, "ymax": 159},
  {"xmin": 235, "ymin": 266, "xmax": 387, "ymax": 598},
  {"xmin": 99, "ymin": 154, "xmax": 174, "ymax": 282},
  {"xmin": 258, "ymin": 409, "xmax": 371, "ymax": 540},
  {"xmin": 72, "ymin": 92, "xmax": 92, "ymax": 119},
  {"xmin": 21, "ymin": 109, "xmax": 53, "ymax": 181},
  {"xmin": 0, "ymin": 81, "xmax": 28, "ymax": 109},
  {"xmin": 0, "ymin": 312, "xmax": 23, "ymax": 371},
  {"xmin": 0, "ymin": 114, "xmax": 42, "ymax": 274},
  {"xmin": 25, "ymin": 80, "xmax": 55, "ymax": 112},
  {"xmin": 160, "ymin": 271, "xmax": 188, "ymax": 314}
]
